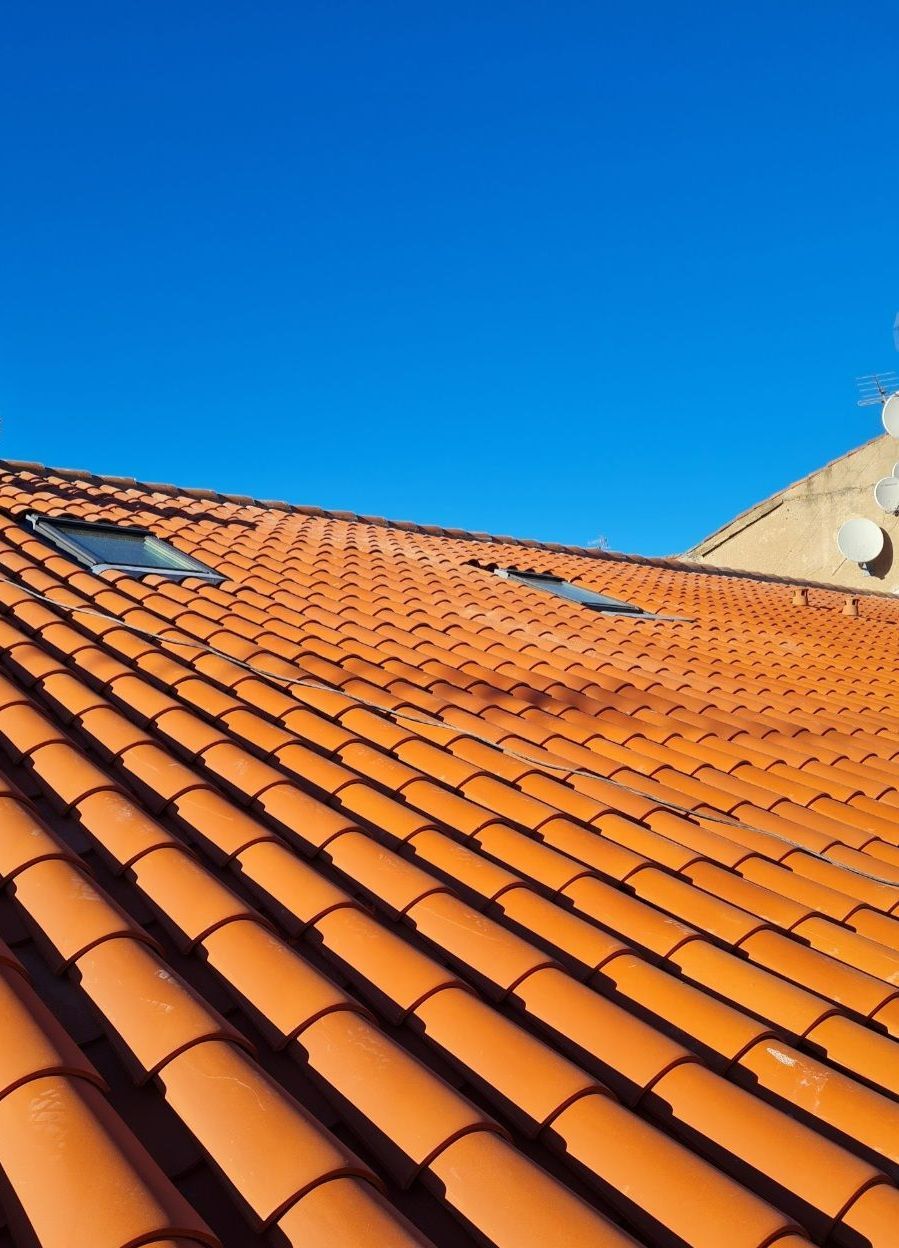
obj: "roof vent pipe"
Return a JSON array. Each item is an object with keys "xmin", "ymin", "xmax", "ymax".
[
  {"xmin": 842, "ymin": 596, "xmax": 860, "ymax": 618},
  {"xmin": 791, "ymin": 587, "xmax": 809, "ymax": 607}
]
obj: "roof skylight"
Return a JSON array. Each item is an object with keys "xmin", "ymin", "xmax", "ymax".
[
  {"xmin": 497, "ymin": 567, "xmax": 647, "ymax": 614},
  {"xmin": 28, "ymin": 514, "xmax": 224, "ymax": 582},
  {"xmin": 467, "ymin": 561, "xmax": 661, "ymax": 616}
]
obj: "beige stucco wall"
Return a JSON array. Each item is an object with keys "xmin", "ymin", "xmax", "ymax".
[{"xmin": 687, "ymin": 434, "xmax": 899, "ymax": 591}]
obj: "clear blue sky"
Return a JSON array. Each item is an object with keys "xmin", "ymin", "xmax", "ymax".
[{"xmin": 3, "ymin": 3, "xmax": 898, "ymax": 555}]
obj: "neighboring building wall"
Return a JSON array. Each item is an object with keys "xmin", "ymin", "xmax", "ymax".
[{"xmin": 687, "ymin": 434, "xmax": 899, "ymax": 591}]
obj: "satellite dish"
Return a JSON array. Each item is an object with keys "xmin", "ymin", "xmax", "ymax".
[
  {"xmin": 883, "ymin": 393, "xmax": 899, "ymax": 437},
  {"xmin": 874, "ymin": 477, "xmax": 899, "ymax": 513},
  {"xmin": 837, "ymin": 516, "xmax": 884, "ymax": 572}
]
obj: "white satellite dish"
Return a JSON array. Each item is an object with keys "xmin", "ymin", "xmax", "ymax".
[
  {"xmin": 883, "ymin": 393, "xmax": 899, "ymax": 437},
  {"xmin": 837, "ymin": 516, "xmax": 884, "ymax": 572},
  {"xmin": 874, "ymin": 476, "xmax": 899, "ymax": 513}
]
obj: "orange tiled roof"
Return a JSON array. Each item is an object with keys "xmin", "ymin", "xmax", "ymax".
[{"xmin": 0, "ymin": 459, "xmax": 898, "ymax": 1248}]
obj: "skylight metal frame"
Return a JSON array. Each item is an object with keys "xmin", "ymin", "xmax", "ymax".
[
  {"xmin": 466, "ymin": 561, "xmax": 683, "ymax": 617},
  {"xmin": 497, "ymin": 567, "xmax": 648, "ymax": 615},
  {"xmin": 27, "ymin": 513, "xmax": 225, "ymax": 583}
]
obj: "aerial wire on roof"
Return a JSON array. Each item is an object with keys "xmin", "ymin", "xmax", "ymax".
[{"xmin": 1, "ymin": 575, "xmax": 898, "ymax": 889}]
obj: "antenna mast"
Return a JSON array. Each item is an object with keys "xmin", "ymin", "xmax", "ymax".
[{"xmin": 856, "ymin": 373, "xmax": 899, "ymax": 407}]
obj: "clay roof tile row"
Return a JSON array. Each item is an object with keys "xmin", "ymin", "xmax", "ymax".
[{"xmin": 1, "ymin": 461, "xmax": 899, "ymax": 1246}]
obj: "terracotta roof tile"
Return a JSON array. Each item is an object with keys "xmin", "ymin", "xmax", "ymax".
[
  {"xmin": 2, "ymin": 459, "xmax": 899, "ymax": 1245},
  {"xmin": 0, "ymin": 1077, "xmax": 217, "ymax": 1248}
]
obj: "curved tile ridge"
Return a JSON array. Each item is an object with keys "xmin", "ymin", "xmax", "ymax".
[
  {"xmin": 0, "ymin": 701, "xmax": 649, "ymax": 1247},
  {"xmin": 0, "ymin": 597, "xmax": 887, "ymax": 1247},
  {"xmin": 4, "ymin": 457, "xmax": 899, "ymax": 1245},
  {"xmin": 0, "ymin": 793, "xmax": 420, "ymax": 1239},
  {"xmin": 0, "ymin": 600, "xmax": 820, "ymax": 1246},
  {"xmin": 2, "ymin": 552, "xmax": 899, "ymax": 902},
  {"xmin": 0, "ymin": 958, "xmax": 217, "ymax": 1248},
  {"xmin": 0, "ymin": 683, "xmax": 798, "ymax": 1248}
]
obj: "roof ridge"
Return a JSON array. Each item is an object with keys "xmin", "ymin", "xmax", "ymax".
[
  {"xmin": 1, "ymin": 456, "xmax": 896, "ymax": 603},
  {"xmin": 685, "ymin": 433, "xmax": 886, "ymax": 557}
]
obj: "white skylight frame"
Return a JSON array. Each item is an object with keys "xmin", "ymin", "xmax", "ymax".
[{"xmin": 27, "ymin": 513, "xmax": 225, "ymax": 582}]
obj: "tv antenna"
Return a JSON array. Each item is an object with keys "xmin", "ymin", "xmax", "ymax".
[{"xmin": 856, "ymin": 373, "xmax": 899, "ymax": 407}]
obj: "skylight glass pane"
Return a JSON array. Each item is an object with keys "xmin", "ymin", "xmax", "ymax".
[
  {"xmin": 506, "ymin": 570, "xmax": 646, "ymax": 614},
  {"xmin": 29, "ymin": 515, "xmax": 223, "ymax": 581},
  {"xmin": 63, "ymin": 525, "xmax": 196, "ymax": 569}
]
